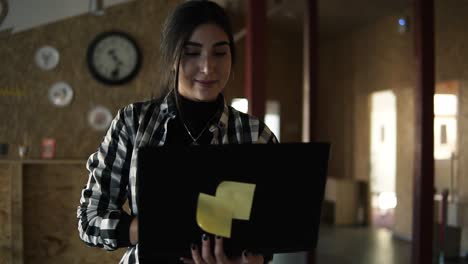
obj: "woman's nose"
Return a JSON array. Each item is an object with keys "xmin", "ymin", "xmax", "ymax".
[{"xmin": 200, "ymin": 55, "xmax": 214, "ymax": 74}]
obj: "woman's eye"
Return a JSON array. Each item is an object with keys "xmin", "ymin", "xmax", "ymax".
[
  {"xmin": 214, "ymin": 52, "xmax": 227, "ymax": 57},
  {"xmin": 184, "ymin": 52, "xmax": 200, "ymax": 56}
]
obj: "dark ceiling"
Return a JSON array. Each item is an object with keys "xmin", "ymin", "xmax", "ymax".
[
  {"xmin": 318, "ymin": 0, "xmax": 411, "ymax": 37},
  {"xmin": 222, "ymin": 0, "xmax": 411, "ymax": 38}
]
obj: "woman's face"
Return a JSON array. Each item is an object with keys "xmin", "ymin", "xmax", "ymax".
[{"xmin": 177, "ymin": 23, "xmax": 232, "ymax": 102}]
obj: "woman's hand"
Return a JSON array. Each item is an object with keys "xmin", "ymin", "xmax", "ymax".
[
  {"xmin": 130, "ymin": 216, "xmax": 138, "ymax": 245},
  {"xmin": 180, "ymin": 234, "xmax": 264, "ymax": 264}
]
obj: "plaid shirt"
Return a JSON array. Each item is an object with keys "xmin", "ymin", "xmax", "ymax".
[{"xmin": 77, "ymin": 92, "xmax": 278, "ymax": 264}]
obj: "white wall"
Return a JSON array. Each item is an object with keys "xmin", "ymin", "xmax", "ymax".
[{"xmin": 0, "ymin": 0, "xmax": 133, "ymax": 33}]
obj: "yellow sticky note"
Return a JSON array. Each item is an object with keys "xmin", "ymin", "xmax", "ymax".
[
  {"xmin": 216, "ymin": 181, "xmax": 256, "ymax": 220},
  {"xmin": 196, "ymin": 181, "xmax": 256, "ymax": 238},
  {"xmin": 196, "ymin": 193, "xmax": 233, "ymax": 238}
]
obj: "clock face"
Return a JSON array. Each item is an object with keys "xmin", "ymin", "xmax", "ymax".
[{"xmin": 87, "ymin": 31, "xmax": 142, "ymax": 85}]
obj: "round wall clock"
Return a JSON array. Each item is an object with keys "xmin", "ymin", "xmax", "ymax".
[
  {"xmin": 35, "ymin": 46, "xmax": 60, "ymax": 70},
  {"xmin": 88, "ymin": 106, "xmax": 113, "ymax": 131},
  {"xmin": 0, "ymin": 0, "xmax": 8, "ymax": 27},
  {"xmin": 48, "ymin": 81, "xmax": 73, "ymax": 107},
  {"xmin": 87, "ymin": 31, "xmax": 142, "ymax": 86}
]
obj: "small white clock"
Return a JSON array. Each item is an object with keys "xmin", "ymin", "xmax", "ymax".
[{"xmin": 35, "ymin": 46, "xmax": 60, "ymax": 71}]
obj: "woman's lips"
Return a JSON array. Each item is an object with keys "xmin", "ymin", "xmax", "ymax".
[{"xmin": 194, "ymin": 79, "xmax": 218, "ymax": 87}]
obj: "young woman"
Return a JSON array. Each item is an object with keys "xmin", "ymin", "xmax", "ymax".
[{"xmin": 77, "ymin": 1, "xmax": 277, "ymax": 263}]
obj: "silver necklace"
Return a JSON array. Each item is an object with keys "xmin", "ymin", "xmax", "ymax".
[
  {"xmin": 180, "ymin": 118, "xmax": 213, "ymax": 145},
  {"xmin": 175, "ymin": 92, "xmax": 218, "ymax": 145}
]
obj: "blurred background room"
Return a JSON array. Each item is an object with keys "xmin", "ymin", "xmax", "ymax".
[{"xmin": 1, "ymin": 0, "xmax": 467, "ymax": 263}]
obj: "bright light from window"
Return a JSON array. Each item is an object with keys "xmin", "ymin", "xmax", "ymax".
[
  {"xmin": 231, "ymin": 98, "xmax": 248, "ymax": 114},
  {"xmin": 434, "ymin": 94, "xmax": 457, "ymax": 116},
  {"xmin": 378, "ymin": 192, "xmax": 397, "ymax": 210},
  {"xmin": 434, "ymin": 94, "xmax": 458, "ymax": 160},
  {"xmin": 265, "ymin": 101, "xmax": 280, "ymax": 141},
  {"xmin": 231, "ymin": 99, "xmax": 280, "ymax": 141}
]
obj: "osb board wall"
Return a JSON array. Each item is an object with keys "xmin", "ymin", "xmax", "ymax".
[
  {"xmin": 394, "ymin": 87, "xmax": 416, "ymax": 239},
  {"xmin": 317, "ymin": 39, "xmax": 355, "ymax": 180},
  {"xmin": 319, "ymin": 0, "xmax": 468, "ymax": 246},
  {"xmin": 0, "ymin": 164, "xmax": 12, "ymax": 264},
  {"xmin": 0, "ymin": 0, "xmax": 304, "ymax": 163},
  {"xmin": 0, "ymin": 2, "xmax": 306, "ymax": 263},
  {"xmin": 350, "ymin": 13, "xmax": 417, "ymax": 240},
  {"xmin": 23, "ymin": 163, "xmax": 126, "ymax": 264},
  {"xmin": 0, "ymin": 0, "xmax": 181, "ymax": 160},
  {"xmin": 317, "ymin": 10, "xmax": 416, "ymax": 181}
]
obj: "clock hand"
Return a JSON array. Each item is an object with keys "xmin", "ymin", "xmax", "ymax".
[
  {"xmin": 107, "ymin": 50, "xmax": 123, "ymax": 80},
  {"xmin": 111, "ymin": 68, "xmax": 120, "ymax": 80},
  {"xmin": 108, "ymin": 49, "xmax": 124, "ymax": 66},
  {"xmin": 107, "ymin": 49, "xmax": 122, "ymax": 64}
]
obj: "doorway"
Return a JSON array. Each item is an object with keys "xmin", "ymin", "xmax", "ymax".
[{"xmin": 370, "ymin": 90, "xmax": 397, "ymax": 229}]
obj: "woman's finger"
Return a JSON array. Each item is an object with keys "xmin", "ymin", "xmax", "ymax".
[
  {"xmin": 249, "ymin": 254, "xmax": 264, "ymax": 264},
  {"xmin": 180, "ymin": 257, "xmax": 196, "ymax": 264},
  {"xmin": 201, "ymin": 234, "xmax": 216, "ymax": 264},
  {"xmin": 241, "ymin": 250, "xmax": 250, "ymax": 263},
  {"xmin": 191, "ymin": 243, "xmax": 205, "ymax": 264},
  {"xmin": 213, "ymin": 236, "xmax": 229, "ymax": 263},
  {"xmin": 241, "ymin": 250, "xmax": 265, "ymax": 264}
]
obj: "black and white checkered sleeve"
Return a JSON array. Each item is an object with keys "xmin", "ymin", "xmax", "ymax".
[
  {"xmin": 77, "ymin": 106, "xmax": 135, "ymax": 251},
  {"xmin": 257, "ymin": 120, "xmax": 279, "ymax": 144}
]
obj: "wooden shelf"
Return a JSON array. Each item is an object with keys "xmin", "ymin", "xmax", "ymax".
[{"xmin": 0, "ymin": 158, "xmax": 87, "ymax": 264}]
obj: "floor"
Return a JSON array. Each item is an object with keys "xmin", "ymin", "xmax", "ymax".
[{"xmin": 315, "ymin": 225, "xmax": 468, "ymax": 264}]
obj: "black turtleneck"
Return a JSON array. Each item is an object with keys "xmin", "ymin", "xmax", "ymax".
[{"xmin": 165, "ymin": 93, "xmax": 223, "ymax": 145}]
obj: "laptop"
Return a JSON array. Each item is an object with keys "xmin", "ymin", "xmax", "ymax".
[{"xmin": 136, "ymin": 142, "xmax": 330, "ymax": 263}]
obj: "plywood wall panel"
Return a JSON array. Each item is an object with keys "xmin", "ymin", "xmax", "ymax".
[
  {"xmin": 0, "ymin": 164, "xmax": 12, "ymax": 264},
  {"xmin": 23, "ymin": 163, "xmax": 126, "ymax": 264},
  {"xmin": 0, "ymin": 0, "xmax": 181, "ymax": 160}
]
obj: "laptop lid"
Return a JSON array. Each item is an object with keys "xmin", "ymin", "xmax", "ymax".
[{"xmin": 137, "ymin": 142, "xmax": 330, "ymax": 262}]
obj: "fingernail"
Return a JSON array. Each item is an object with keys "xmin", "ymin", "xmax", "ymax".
[
  {"xmin": 191, "ymin": 243, "xmax": 197, "ymax": 250},
  {"xmin": 202, "ymin": 234, "xmax": 208, "ymax": 241}
]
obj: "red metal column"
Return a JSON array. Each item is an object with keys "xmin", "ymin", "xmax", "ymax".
[
  {"xmin": 245, "ymin": 0, "xmax": 267, "ymax": 119},
  {"xmin": 412, "ymin": 0, "xmax": 435, "ymax": 263},
  {"xmin": 304, "ymin": 0, "xmax": 318, "ymax": 263}
]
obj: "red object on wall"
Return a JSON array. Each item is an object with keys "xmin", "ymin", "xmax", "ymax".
[{"xmin": 41, "ymin": 138, "xmax": 55, "ymax": 159}]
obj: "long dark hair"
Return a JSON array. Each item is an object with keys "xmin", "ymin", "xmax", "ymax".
[{"xmin": 158, "ymin": 0, "xmax": 236, "ymax": 94}]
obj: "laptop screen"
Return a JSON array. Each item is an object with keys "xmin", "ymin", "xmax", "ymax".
[{"xmin": 137, "ymin": 142, "xmax": 330, "ymax": 262}]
